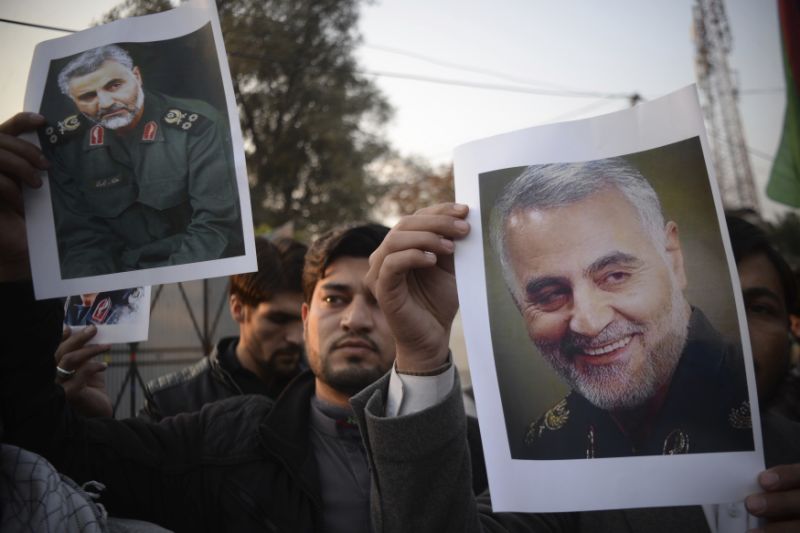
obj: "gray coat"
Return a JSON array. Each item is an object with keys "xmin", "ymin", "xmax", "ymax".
[{"xmin": 351, "ymin": 372, "xmax": 799, "ymax": 533}]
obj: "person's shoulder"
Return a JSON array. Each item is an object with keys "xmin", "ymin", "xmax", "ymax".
[
  {"xmin": 146, "ymin": 357, "xmax": 213, "ymax": 395},
  {"xmin": 152, "ymin": 92, "xmax": 223, "ymax": 135},
  {"xmin": 199, "ymin": 394, "xmax": 276, "ymax": 454},
  {"xmin": 522, "ymin": 393, "xmax": 591, "ymax": 459}
]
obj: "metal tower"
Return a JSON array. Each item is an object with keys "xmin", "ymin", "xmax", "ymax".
[{"xmin": 692, "ymin": 0, "xmax": 760, "ymax": 212}]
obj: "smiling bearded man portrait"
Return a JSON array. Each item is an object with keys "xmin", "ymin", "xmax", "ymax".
[{"xmin": 489, "ymin": 157, "xmax": 754, "ymax": 459}]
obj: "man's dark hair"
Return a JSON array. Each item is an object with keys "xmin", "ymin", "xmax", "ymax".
[
  {"xmin": 229, "ymin": 237, "xmax": 307, "ymax": 307},
  {"xmin": 726, "ymin": 214, "xmax": 799, "ymax": 318},
  {"xmin": 302, "ymin": 223, "xmax": 389, "ymax": 303}
]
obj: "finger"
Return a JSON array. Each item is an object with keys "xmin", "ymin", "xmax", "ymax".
[
  {"xmin": 58, "ymin": 342, "xmax": 111, "ymax": 373},
  {"xmin": 0, "ymin": 143, "xmax": 46, "ymax": 189},
  {"xmin": 374, "ymin": 248, "xmax": 439, "ymax": 300},
  {"xmin": 392, "ymin": 212, "xmax": 471, "ymax": 239},
  {"xmin": 0, "ymin": 172, "xmax": 25, "ymax": 214},
  {"xmin": 745, "ymin": 488, "xmax": 800, "ymax": 518},
  {"xmin": 55, "ymin": 324, "xmax": 98, "ymax": 362},
  {"xmin": 760, "ymin": 465, "xmax": 800, "ymax": 492},
  {"xmin": 61, "ymin": 326, "xmax": 72, "ymax": 342},
  {"xmin": 0, "ymin": 112, "xmax": 47, "ymax": 137},
  {"xmin": 412, "ymin": 202, "xmax": 469, "ymax": 218}
]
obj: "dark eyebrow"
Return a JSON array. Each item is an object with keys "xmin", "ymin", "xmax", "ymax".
[
  {"xmin": 320, "ymin": 282, "xmax": 352, "ymax": 293},
  {"xmin": 525, "ymin": 276, "xmax": 570, "ymax": 297},
  {"xmin": 742, "ymin": 287, "xmax": 784, "ymax": 307},
  {"xmin": 584, "ymin": 251, "xmax": 643, "ymax": 277},
  {"xmin": 103, "ymin": 78, "xmax": 124, "ymax": 90}
]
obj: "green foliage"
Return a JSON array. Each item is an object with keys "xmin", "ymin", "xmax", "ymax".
[{"xmin": 103, "ymin": 0, "xmax": 392, "ymax": 234}]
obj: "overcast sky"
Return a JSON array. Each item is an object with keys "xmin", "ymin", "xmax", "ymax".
[{"xmin": 0, "ymin": 0, "xmax": 789, "ymax": 218}]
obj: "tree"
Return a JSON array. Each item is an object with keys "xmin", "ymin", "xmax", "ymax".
[
  {"xmin": 103, "ymin": 0, "xmax": 392, "ymax": 234},
  {"xmin": 374, "ymin": 154, "xmax": 454, "ymax": 221}
]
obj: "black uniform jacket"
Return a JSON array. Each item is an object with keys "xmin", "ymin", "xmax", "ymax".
[
  {"xmin": 40, "ymin": 91, "xmax": 244, "ymax": 278},
  {"xmin": 0, "ymin": 282, "xmax": 486, "ymax": 533},
  {"xmin": 522, "ymin": 309, "xmax": 755, "ymax": 459}
]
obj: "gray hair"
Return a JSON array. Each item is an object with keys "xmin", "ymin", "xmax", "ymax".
[
  {"xmin": 489, "ymin": 157, "xmax": 667, "ymax": 299},
  {"xmin": 58, "ymin": 45, "xmax": 134, "ymax": 96}
]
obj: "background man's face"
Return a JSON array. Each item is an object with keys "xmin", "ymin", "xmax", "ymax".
[
  {"xmin": 233, "ymin": 291, "xmax": 304, "ymax": 378},
  {"xmin": 504, "ymin": 187, "xmax": 690, "ymax": 410},
  {"xmin": 67, "ymin": 60, "xmax": 143, "ymax": 130},
  {"xmin": 302, "ymin": 256, "xmax": 396, "ymax": 396},
  {"xmin": 738, "ymin": 252, "xmax": 790, "ymax": 401}
]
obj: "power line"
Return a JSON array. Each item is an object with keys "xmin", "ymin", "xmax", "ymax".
[
  {"xmin": 0, "ymin": 17, "xmax": 78, "ymax": 33},
  {"xmin": 363, "ymin": 42, "xmax": 601, "ymax": 94},
  {"xmin": 0, "ymin": 16, "xmax": 782, "ymax": 101},
  {"xmin": 359, "ymin": 69, "xmax": 633, "ymax": 99}
]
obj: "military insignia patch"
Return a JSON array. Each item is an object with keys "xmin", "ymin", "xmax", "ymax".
[
  {"xmin": 662, "ymin": 429, "xmax": 690, "ymax": 455},
  {"xmin": 89, "ymin": 125, "xmax": 104, "ymax": 146},
  {"xmin": 728, "ymin": 401, "xmax": 752, "ymax": 429},
  {"xmin": 524, "ymin": 398, "xmax": 570, "ymax": 445},
  {"xmin": 142, "ymin": 121, "xmax": 158, "ymax": 142},
  {"xmin": 91, "ymin": 297, "xmax": 111, "ymax": 323},
  {"xmin": 162, "ymin": 108, "xmax": 207, "ymax": 134},
  {"xmin": 58, "ymin": 115, "xmax": 81, "ymax": 134},
  {"xmin": 44, "ymin": 114, "xmax": 84, "ymax": 145}
]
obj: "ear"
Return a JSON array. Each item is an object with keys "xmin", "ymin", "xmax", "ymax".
[
  {"xmin": 664, "ymin": 221, "xmax": 687, "ymax": 290},
  {"xmin": 301, "ymin": 302, "xmax": 309, "ymax": 323},
  {"xmin": 229, "ymin": 294, "xmax": 245, "ymax": 324},
  {"xmin": 132, "ymin": 66, "xmax": 142, "ymax": 85}
]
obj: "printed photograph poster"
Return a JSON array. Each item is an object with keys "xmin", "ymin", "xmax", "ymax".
[
  {"xmin": 453, "ymin": 86, "xmax": 763, "ymax": 512},
  {"xmin": 63, "ymin": 286, "xmax": 151, "ymax": 344},
  {"xmin": 22, "ymin": 0, "xmax": 256, "ymax": 299}
]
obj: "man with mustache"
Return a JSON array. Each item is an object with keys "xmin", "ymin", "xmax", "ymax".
[
  {"xmin": 140, "ymin": 237, "xmax": 307, "ymax": 421},
  {"xmin": 0, "ymin": 119, "xmax": 487, "ymax": 532},
  {"xmin": 487, "ymin": 157, "xmax": 753, "ymax": 458},
  {"xmin": 42, "ymin": 44, "xmax": 244, "ymax": 278}
]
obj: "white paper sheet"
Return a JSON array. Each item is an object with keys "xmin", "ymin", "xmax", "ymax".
[
  {"xmin": 63, "ymin": 286, "xmax": 151, "ymax": 344},
  {"xmin": 454, "ymin": 85, "xmax": 763, "ymax": 512},
  {"xmin": 23, "ymin": 0, "xmax": 256, "ymax": 299}
]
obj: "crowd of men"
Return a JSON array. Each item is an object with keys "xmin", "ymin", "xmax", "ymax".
[{"xmin": 1, "ymin": 103, "xmax": 800, "ymax": 530}]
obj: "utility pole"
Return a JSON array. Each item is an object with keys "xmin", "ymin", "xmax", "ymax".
[{"xmin": 692, "ymin": 0, "xmax": 759, "ymax": 212}]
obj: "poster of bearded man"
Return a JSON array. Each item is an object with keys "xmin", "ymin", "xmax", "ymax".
[{"xmin": 453, "ymin": 86, "xmax": 761, "ymax": 512}]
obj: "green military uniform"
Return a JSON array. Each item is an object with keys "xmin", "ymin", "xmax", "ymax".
[
  {"xmin": 40, "ymin": 91, "xmax": 244, "ymax": 279},
  {"xmin": 521, "ymin": 309, "xmax": 755, "ymax": 459}
]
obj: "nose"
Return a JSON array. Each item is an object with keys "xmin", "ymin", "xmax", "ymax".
[
  {"xmin": 569, "ymin": 284, "xmax": 614, "ymax": 338},
  {"xmin": 97, "ymin": 90, "xmax": 114, "ymax": 109},
  {"xmin": 286, "ymin": 320, "xmax": 303, "ymax": 346},
  {"xmin": 341, "ymin": 295, "xmax": 374, "ymax": 333}
]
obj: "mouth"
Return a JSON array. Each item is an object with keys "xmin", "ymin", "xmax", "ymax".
[
  {"xmin": 99, "ymin": 108, "xmax": 130, "ymax": 120},
  {"xmin": 334, "ymin": 339, "xmax": 375, "ymax": 351},
  {"xmin": 582, "ymin": 335, "xmax": 633, "ymax": 356},
  {"xmin": 572, "ymin": 334, "xmax": 636, "ymax": 367}
]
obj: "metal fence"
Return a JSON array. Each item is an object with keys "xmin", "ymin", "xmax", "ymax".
[{"xmin": 103, "ymin": 277, "xmax": 239, "ymax": 419}]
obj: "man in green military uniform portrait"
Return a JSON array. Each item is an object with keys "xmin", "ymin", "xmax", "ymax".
[
  {"xmin": 489, "ymin": 155, "xmax": 754, "ymax": 459},
  {"xmin": 41, "ymin": 44, "xmax": 244, "ymax": 279}
]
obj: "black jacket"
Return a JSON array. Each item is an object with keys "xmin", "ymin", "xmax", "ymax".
[
  {"xmin": 0, "ymin": 282, "xmax": 486, "ymax": 532},
  {"xmin": 141, "ymin": 338, "xmax": 242, "ymax": 422}
]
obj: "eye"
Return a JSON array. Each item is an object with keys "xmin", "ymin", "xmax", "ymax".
[
  {"xmin": 599, "ymin": 270, "xmax": 631, "ymax": 288},
  {"xmin": 528, "ymin": 287, "xmax": 570, "ymax": 312},
  {"xmin": 322, "ymin": 295, "xmax": 346, "ymax": 306},
  {"xmin": 266, "ymin": 313, "xmax": 299, "ymax": 325},
  {"xmin": 746, "ymin": 301, "xmax": 779, "ymax": 318}
]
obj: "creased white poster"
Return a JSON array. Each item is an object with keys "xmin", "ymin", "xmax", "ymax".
[
  {"xmin": 23, "ymin": 0, "xmax": 256, "ymax": 299},
  {"xmin": 454, "ymin": 85, "xmax": 763, "ymax": 512}
]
